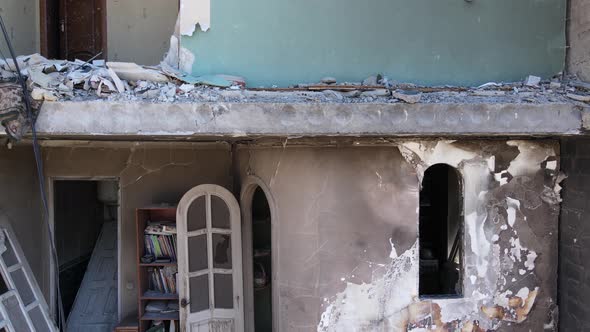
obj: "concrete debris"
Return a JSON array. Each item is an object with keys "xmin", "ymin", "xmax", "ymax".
[
  {"xmin": 106, "ymin": 68, "xmax": 126, "ymax": 93},
  {"xmin": 524, "ymin": 75, "xmax": 541, "ymax": 87},
  {"xmin": 392, "ymin": 90, "xmax": 422, "ymax": 103},
  {"xmin": 362, "ymin": 75, "xmax": 378, "ymax": 86},
  {"xmin": 360, "ymin": 88, "xmax": 390, "ymax": 98},
  {"xmin": 31, "ymin": 88, "xmax": 57, "ymax": 101},
  {"xmin": 107, "ymin": 62, "xmax": 169, "ymax": 83},
  {"xmin": 0, "ymin": 54, "xmax": 587, "ymax": 106},
  {"xmin": 473, "ymin": 90, "xmax": 506, "ymax": 96},
  {"xmin": 566, "ymin": 92, "xmax": 590, "ymax": 102},
  {"xmin": 321, "ymin": 77, "xmax": 337, "ymax": 84}
]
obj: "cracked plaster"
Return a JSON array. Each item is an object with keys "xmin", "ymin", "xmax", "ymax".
[{"xmin": 41, "ymin": 142, "xmax": 233, "ymax": 319}]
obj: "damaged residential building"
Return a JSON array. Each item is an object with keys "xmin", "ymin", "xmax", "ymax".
[{"xmin": 0, "ymin": 0, "xmax": 589, "ymax": 331}]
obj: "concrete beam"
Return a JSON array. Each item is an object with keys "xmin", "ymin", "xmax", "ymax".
[{"xmin": 18, "ymin": 101, "xmax": 590, "ymax": 138}]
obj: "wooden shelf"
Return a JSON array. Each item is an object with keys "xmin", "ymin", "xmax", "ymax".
[
  {"xmin": 136, "ymin": 207, "xmax": 179, "ymax": 332},
  {"xmin": 139, "ymin": 262, "xmax": 177, "ymax": 267},
  {"xmin": 140, "ymin": 312, "xmax": 179, "ymax": 321}
]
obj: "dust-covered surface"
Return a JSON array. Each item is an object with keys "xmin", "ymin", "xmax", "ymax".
[
  {"xmin": 238, "ymin": 140, "xmax": 561, "ymax": 332},
  {"xmin": 1, "ymin": 54, "xmax": 590, "ymax": 106}
]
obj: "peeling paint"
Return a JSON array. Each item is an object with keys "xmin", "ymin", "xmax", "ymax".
[
  {"xmin": 318, "ymin": 242, "xmax": 418, "ymax": 331},
  {"xmin": 180, "ymin": 0, "xmax": 210, "ymax": 35}
]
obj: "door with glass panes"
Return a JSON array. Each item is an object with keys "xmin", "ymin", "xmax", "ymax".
[{"xmin": 177, "ymin": 185, "xmax": 244, "ymax": 332}]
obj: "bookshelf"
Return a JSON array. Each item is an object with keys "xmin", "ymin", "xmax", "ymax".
[{"xmin": 136, "ymin": 207, "xmax": 179, "ymax": 332}]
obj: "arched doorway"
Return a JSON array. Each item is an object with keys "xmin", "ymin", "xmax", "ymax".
[{"xmin": 419, "ymin": 164, "xmax": 463, "ymax": 297}]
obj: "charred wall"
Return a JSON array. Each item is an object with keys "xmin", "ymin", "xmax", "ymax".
[
  {"xmin": 559, "ymin": 137, "xmax": 590, "ymax": 331},
  {"xmin": 238, "ymin": 140, "xmax": 560, "ymax": 331},
  {"xmin": 42, "ymin": 143, "xmax": 232, "ymax": 319}
]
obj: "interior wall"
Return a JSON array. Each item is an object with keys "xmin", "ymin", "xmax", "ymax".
[
  {"xmin": 42, "ymin": 143, "xmax": 232, "ymax": 319},
  {"xmin": 558, "ymin": 137, "xmax": 590, "ymax": 330},
  {"xmin": 107, "ymin": 0, "xmax": 178, "ymax": 65},
  {"xmin": 54, "ymin": 181, "xmax": 102, "ymax": 267},
  {"xmin": 567, "ymin": 0, "xmax": 590, "ymax": 81},
  {"xmin": 0, "ymin": 0, "xmax": 39, "ymax": 55},
  {"xmin": 182, "ymin": 0, "xmax": 565, "ymax": 87},
  {"xmin": 237, "ymin": 140, "xmax": 560, "ymax": 331},
  {"xmin": 0, "ymin": 145, "xmax": 44, "ymax": 295}
]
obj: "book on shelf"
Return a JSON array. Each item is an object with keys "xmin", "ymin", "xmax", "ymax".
[
  {"xmin": 144, "ymin": 221, "xmax": 177, "ymax": 262},
  {"xmin": 147, "ymin": 266, "xmax": 178, "ymax": 295}
]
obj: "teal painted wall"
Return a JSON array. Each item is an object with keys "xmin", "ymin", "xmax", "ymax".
[{"xmin": 182, "ymin": 0, "xmax": 566, "ymax": 87}]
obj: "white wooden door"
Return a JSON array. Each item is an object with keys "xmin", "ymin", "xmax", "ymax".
[{"xmin": 177, "ymin": 185, "xmax": 244, "ymax": 332}]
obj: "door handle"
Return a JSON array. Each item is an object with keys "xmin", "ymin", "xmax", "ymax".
[
  {"xmin": 59, "ymin": 19, "xmax": 65, "ymax": 33},
  {"xmin": 180, "ymin": 298, "xmax": 190, "ymax": 308}
]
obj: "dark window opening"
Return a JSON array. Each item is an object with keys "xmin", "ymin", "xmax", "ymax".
[
  {"xmin": 419, "ymin": 164, "xmax": 463, "ymax": 297},
  {"xmin": 54, "ymin": 180, "xmax": 118, "ymax": 320},
  {"xmin": 252, "ymin": 187, "xmax": 272, "ymax": 332}
]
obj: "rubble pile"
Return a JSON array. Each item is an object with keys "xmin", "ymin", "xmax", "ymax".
[{"xmin": 1, "ymin": 54, "xmax": 590, "ymax": 105}]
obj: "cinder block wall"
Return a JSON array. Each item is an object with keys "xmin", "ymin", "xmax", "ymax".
[{"xmin": 559, "ymin": 138, "xmax": 590, "ymax": 330}]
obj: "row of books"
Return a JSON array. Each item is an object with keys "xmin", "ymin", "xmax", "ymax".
[
  {"xmin": 147, "ymin": 266, "xmax": 178, "ymax": 294},
  {"xmin": 144, "ymin": 234, "xmax": 177, "ymax": 261}
]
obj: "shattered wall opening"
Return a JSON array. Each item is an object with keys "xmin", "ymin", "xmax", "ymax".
[{"xmin": 419, "ymin": 163, "xmax": 463, "ymax": 298}]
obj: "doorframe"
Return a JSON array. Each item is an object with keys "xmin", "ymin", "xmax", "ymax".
[
  {"xmin": 240, "ymin": 176, "xmax": 279, "ymax": 332},
  {"xmin": 47, "ymin": 176, "xmax": 121, "ymax": 322},
  {"xmin": 39, "ymin": 0, "xmax": 108, "ymax": 59}
]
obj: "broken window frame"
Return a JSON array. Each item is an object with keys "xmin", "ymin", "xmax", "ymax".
[{"xmin": 418, "ymin": 163, "xmax": 465, "ymax": 299}]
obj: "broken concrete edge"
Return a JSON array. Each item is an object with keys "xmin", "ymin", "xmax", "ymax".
[{"xmin": 0, "ymin": 101, "xmax": 588, "ymax": 138}]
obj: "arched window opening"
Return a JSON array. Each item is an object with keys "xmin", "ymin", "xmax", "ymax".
[
  {"xmin": 251, "ymin": 187, "xmax": 272, "ymax": 331},
  {"xmin": 419, "ymin": 164, "xmax": 463, "ymax": 298}
]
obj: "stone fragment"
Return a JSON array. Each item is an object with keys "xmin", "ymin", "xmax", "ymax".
[
  {"xmin": 549, "ymin": 81, "xmax": 561, "ymax": 89},
  {"xmin": 321, "ymin": 77, "xmax": 337, "ymax": 84},
  {"xmin": 567, "ymin": 93, "xmax": 590, "ymax": 102},
  {"xmin": 362, "ymin": 76, "xmax": 378, "ymax": 86},
  {"xmin": 392, "ymin": 90, "xmax": 422, "ymax": 103},
  {"xmin": 323, "ymin": 90, "xmax": 344, "ymax": 101},
  {"xmin": 107, "ymin": 62, "xmax": 169, "ymax": 83},
  {"xmin": 179, "ymin": 84, "xmax": 195, "ymax": 93},
  {"xmin": 570, "ymin": 80, "xmax": 590, "ymax": 90},
  {"xmin": 342, "ymin": 90, "xmax": 361, "ymax": 98},
  {"xmin": 31, "ymin": 87, "xmax": 57, "ymax": 101},
  {"xmin": 360, "ymin": 89, "xmax": 390, "ymax": 97},
  {"xmin": 524, "ymin": 75, "xmax": 541, "ymax": 87},
  {"xmin": 106, "ymin": 68, "xmax": 125, "ymax": 93}
]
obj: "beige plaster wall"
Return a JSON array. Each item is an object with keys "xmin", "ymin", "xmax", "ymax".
[
  {"xmin": 42, "ymin": 142, "xmax": 232, "ymax": 319},
  {"xmin": 0, "ymin": 145, "xmax": 44, "ymax": 290},
  {"xmin": 0, "ymin": 0, "xmax": 39, "ymax": 56},
  {"xmin": 107, "ymin": 0, "xmax": 178, "ymax": 65},
  {"xmin": 237, "ymin": 140, "xmax": 560, "ymax": 331},
  {"xmin": 568, "ymin": 0, "xmax": 590, "ymax": 81}
]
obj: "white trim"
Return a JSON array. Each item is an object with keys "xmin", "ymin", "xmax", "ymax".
[
  {"xmin": 177, "ymin": 184, "xmax": 244, "ymax": 332},
  {"xmin": 239, "ymin": 176, "xmax": 279, "ymax": 332}
]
